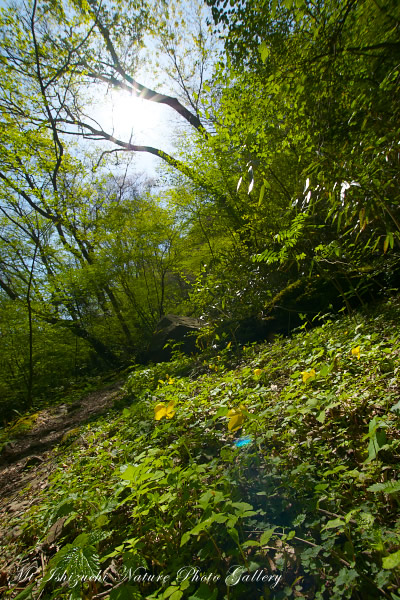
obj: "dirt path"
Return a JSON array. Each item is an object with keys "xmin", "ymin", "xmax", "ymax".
[{"xmin": 0, "ymin": 382, "xmax": 123, "ymax": 580}]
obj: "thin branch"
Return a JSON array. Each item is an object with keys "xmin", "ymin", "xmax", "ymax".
[
  {"xmin": 0, "ymin": 277, "xmax": 18, "ymax": 300},
  {"xmin": 59, "ymin": 116, "xmax": 198, "ymax": 177},
  {"xmin": 94, "ymin": 148, "xmax": 132, "ymax": 169},
  {"xmin": 44, "ymin": 19, "xmax": 98, "ymax": 90},
  {"xmin": 92, "ymin": 579, "xmax": 129, "ymax": 600},
  {"xmin": 308, "ymin": 41, "xmax": 400, "ymax": 65},
  {"xmin": 30, "ymin": 0, "xmax": 64, "ymax": 190},
  {"xmin": 0, "ymin": 171, "xmax": 55, "ymax": 222},
  {"xmin": 88, "ymin": 13, "xmax": 206, "ymax": 134}
]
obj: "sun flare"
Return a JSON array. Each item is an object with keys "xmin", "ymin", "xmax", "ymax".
[{"xmin": 108, "ymin": 91, "xmax": 160, "ymax": 140}]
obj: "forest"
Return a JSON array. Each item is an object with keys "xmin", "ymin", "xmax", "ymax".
[{"xmin": 0, "ymin": 0, "xmax": 399, "ymax": 598}]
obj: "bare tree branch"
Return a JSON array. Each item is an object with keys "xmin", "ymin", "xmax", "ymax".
[
  {"xmin": 30, "ymin": 0, "xmax": 64, "ymax": 190},
  {"xmin": 87, "ymin": 11, "xmax": 206, "ymax": 134},
  {"xmin": 59, "ymin": 115, "xmax": 199, "ymax": 179}
]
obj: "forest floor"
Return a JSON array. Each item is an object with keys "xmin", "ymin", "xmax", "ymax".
[
  {"xmin": 0, "ymin": 381, "xmax": 122, "ymax": 583},
  {"xmin": 0, "ymin": 296, "xmax": 399, "ymax": 599}
]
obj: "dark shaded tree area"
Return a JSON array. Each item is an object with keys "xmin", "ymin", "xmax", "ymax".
[{"xmin": 195, "ymin": 0, "xmax": 400, "ymax": 320}]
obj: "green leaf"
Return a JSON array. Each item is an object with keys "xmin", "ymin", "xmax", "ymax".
[
  {"xmin": 367, "ymin": 430, "xmax": 387, "ymax": 462},
  {"xmin": 318, "ymin": 364, "xmax": 330, "ymax": 377},
  {"xmin": 213, "ymin": 513, "xmax": 229, "ymax": 524},
  {"xmin": 258, "ymin": 183, "xmax": 265, "ymax": 206},
  {"xmin": 163, "ymin": 586, "xmax": 182, "ymax": 600},
  {"xmin": 44, "ymin": 543, "xmax": 101, "ymax": 587},
  {"xmin": 391, "ymin": 400, "xmax": 400, "ymax": 413},
  {"xmin": 260, "ymin": 528, "xmax": 275, "ymax": 545},
  {"xmin": 383, "ymin": 239, "xmax": 388, "ymax": 254},
  {"xmin": 382, "ymin": 550, "xmax": 400, "ymax": 569},
  {"xmin": 188, "ymin": 583, "xmax": 218, "ymax": 600},
  {"xmin": 228, "ymin": 527, "xmax": 240, "ymax": 545},
  {"xmin": 323, "ymin": 518, "xmax": 345, "ymax": 530},
  {"xmin": 335, "ymin": 567, "xmax": 359, "ymax": 586},
  {"xmin": 180, "ymin": 579, "xmax": 191, "ymax": 591},
  {"xmin": 259, "ymin": 42, "xmax": 270, "ymax": 62},
  {"xmin": 225, "ymin": 566, "xmax": 246, "ymax": 586},
  {"xmin": 110, "ymin": 585, "xmax": 142, "ymax": 600},
  {"xmin": 232, "ymin": 501, "xmax": 254, "ymax": 513},
  {"xmin": 94, "ymin": 514, "xmax": 109, "ymax": 528},
  {"xmin": 197, "ymin": 490, "xmax": 214, "ymax": 507},
  {"xmin": 13, "ymin": 583, "xmax": 36, "ymax": 600},
  {"xmin": 242, "ymin": 540, "xmax": 261, "ymax": 547},
  {"xmin": 69, "ymin": 585, "xmax": 82, "ymax": 600},
  {"xmin": 119, "ymin": 464, "xmax": 138, "ymax": 481},
  {"xmin": 367, "ymin": 481, "xmax": 400, "ymax": 494},
  {"xmin": 214, "ymin": 406, "xmax": 229, "ymax": 419}
]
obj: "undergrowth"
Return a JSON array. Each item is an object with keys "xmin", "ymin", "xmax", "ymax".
[{"xmin": 3, "ymin": 295, "xmax": 400, "ymax": 600}]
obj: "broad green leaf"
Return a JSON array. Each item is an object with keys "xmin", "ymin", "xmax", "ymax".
[
  {"xmin": 323, "ymin": 518, "xmax": 345, "ymax": 530},
  {"xmin": 318, "ymin": 364, "xmax": 330, "ymax": 377},
  {"xmin": 335, "ymin": 568, "xmax": 359, "ymax": 586},
  {"xmin": 260, "ymin": 528, "xmax": 275, "ymax": 545},
  {"xmin": 382, "ymin": 550, "xmax": 400, "ymax": 569},
  {"xmin": 43, "ymin": 543, "xmax": 100, "ymax": 587},
  {"xmin": 259, "ymin": 41, "xmax": 270, "ymax": 62},
  {"xmin": 163, "ymin": 586, "xmax": 182, "ymax": 600},
  {"xmin": 367, "ymin": 430, "xmax": 387, "ymax": 462},
  {"xmin": 119, "ymin": 465, "xmax": 138, "ymax": 481}
]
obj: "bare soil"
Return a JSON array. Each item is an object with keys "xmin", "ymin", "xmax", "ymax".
[{"xmin": 0, "ymin": 381, "xmax": 123, "ymax": 594}]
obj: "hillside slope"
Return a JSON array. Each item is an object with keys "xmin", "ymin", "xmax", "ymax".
[{"xmin": 1, "ymin": 295, "xmax": 400, "ymax": 599}]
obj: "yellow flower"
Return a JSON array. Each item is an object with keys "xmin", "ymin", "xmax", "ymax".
[
  {"xmin": 301, "ymin": 368, "xmax": 316, "ymax": 383},
  {"xmin": 154, "ymin": 400, "xmax": 175, "ymax": 421},
  {"xmin": 254, "ymin": 368, "xmax": 263, "ymax": 377},
  {"xmin": 167, "ymin": 378, "xmax": 175, "ymax": 385},
  {"xmin": 227, "ymin": 408, "xmax": 245, "ymax": 432},
  {"xmin": 351, "ymin": 346, "xmax": 361, "ymax": 359}
]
